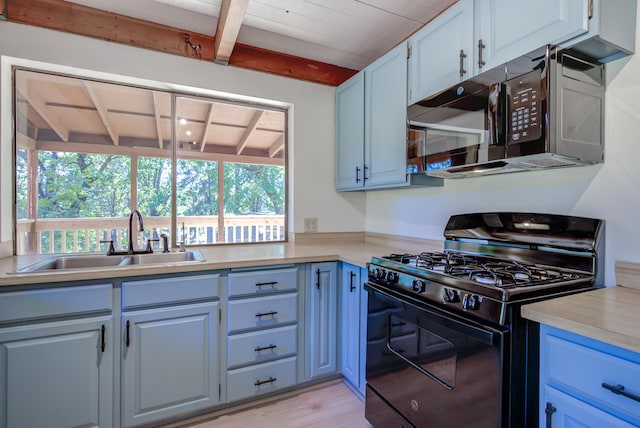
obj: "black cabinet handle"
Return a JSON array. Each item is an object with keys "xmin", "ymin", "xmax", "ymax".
[
  {"xmin": 100, "ymin": 324, "xmax": 106, "ymax": 353},
  {"xmin": 254, "ymin": 376, "xmax": 277, "ymax": 387},
  {"xmin": 363, "ymin": 165, "xmax": 369, "ymax": 182},
  {"xmin": 602, "ymin": 382, "xmax": 640, "ymax": 403},
  {"xmin": 477, "ymin": 39, "xmax": 486, "ymax": 69},
  {"xmin": 316, "ymin": 268, "xmax": 321, "ymax": 290},
  {"xmin": 125, "ymin": 320, "xmax": 130, "ymax": 347},
  {"xmin": 350, "ymin": 271, "xmax": 356, "ymax": 292},
  {"xmin": 355, "ymin": 166, "xmax": 361, "ymax": 183},
  {"xmin": 256, "ymin": 311, "xmax": 278, "ymax": 318},
  {"xmin": 459, "ymin": 49, "xmax": 467, "ymax": 77},
  {"xmin": 545, "ymin": 402, "xmax": 556, "ymax": 428},
  {"xmin": 255, "ymin": 281, "xmax": 278, "ymax": 288},
  {"xmin": 254, "ymin": 344, "xmax": 277, "ymax": 352}
]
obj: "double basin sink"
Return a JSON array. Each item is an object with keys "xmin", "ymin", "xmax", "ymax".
[{"xmin": 14, "ymin": 250, "xmax": 205, "ymax": 273}]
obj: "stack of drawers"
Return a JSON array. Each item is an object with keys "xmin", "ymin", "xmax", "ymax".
[{"xmin": 226, "ymin": 267, "xmax": 299, "ymax": 402}]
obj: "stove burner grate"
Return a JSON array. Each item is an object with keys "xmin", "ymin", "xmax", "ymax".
[{"xmin": 383, "ymin": 252, "xmax": 582, "ymax": 288}]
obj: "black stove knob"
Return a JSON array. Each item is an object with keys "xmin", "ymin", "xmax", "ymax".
[
  {"xmin": 386, "ymin": 271, "xmax": 399, "ymax": 283},
  {"xmin": 375, "ymin": 268, "xmax": 387, "ymax": 280},
  {"xmin": 411, "ymin": 279, "xmax": 426, "ymax": 293},
  {"xmin": 462, "ymin": 293, "xmax": 480, "ymax": 310},
  {"xmin": 442, "ymin": 288, "xmax": 460, "ymax": 303}
]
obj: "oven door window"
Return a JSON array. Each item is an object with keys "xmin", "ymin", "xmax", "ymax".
[{"xmin": 387, "ymin": 314, "xmax": 456, "ymax": 389}]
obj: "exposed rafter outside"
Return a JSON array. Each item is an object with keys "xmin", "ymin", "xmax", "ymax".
[
  {"xmin": 16, "ymin": 78, "xmax": 70, "ymax": 142},
  {"xmin": 236, "ymin": 110, "xmax": 265, "ymax": 155},
  {"xmin": 268, "ymin": 135, "xmax": 284, "ymax": 158},
  {"xmin": 200, "ymin": 104, "xmax": 216, "ymax": 152},
  {"xmin": 152, "ymin": 91, "xmax": 164, "ymax": 149},
  {"xmin": 83, "ymin": 81, "xmax": 118, "ymax": 145}
]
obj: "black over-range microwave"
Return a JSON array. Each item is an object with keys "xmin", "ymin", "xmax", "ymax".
[{"xmin": 407, "ymin": 45, "xmax": 605, "ymax": 178}]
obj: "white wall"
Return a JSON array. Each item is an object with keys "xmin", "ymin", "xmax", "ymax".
[
  {"xmin": 366, "ymin": 8, "xmax": 640, "ymax": 286},
  {"xmin": 0, "ymin": 20, "xmax": 366, "ymax": 245}
]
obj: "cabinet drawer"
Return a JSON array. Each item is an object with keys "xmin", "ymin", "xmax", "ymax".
[
  {"xmin": 228, "ymin": 325, "xmax": 297, "ymax": 368},
  {"xmin": 227, "ymin": 356, "xmax": 297, "ymax": 402},
  {"xmin": 544, "ymin": 333, "xmax": 640, "ymax": 420},
  {"xmin": 228, "ymin": 267, "xmax": 298, "ymax": 297},
  {"xmin": 0, "ymin": 283, "xmax": 112, "ymax": 323},
  {"xmin": 228, "ymin": 293, "xmax": 297, "ymax": 333},
  {"xmin": 122, "ymin": 273, "xmax": 219, "ymax": 309}
]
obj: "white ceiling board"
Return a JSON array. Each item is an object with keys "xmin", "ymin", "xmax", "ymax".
[{"xmin": 64, "ymin": 0, "xmax": 454, "ymax": 70}]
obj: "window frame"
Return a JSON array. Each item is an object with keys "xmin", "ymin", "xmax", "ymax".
[{"xmin": 12, "ymin": 66, "xmax": 289, "ymax": 255}]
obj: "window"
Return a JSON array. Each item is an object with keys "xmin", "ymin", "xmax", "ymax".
[{"xmin": 14, "ymin": 69, "xmax": 287, "ymax": 255}]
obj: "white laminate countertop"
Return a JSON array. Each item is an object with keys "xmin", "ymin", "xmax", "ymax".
[
  {"xmin": 522, "ymin": 271, "xmax": 640, "ymax": 354},
  {"xmin": 0, "ymin": 239, "xmax": 444, "ymax": 288}
]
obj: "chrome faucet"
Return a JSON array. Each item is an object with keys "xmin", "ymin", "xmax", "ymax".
[{"xmin": 128, "ymin": 209, "xmax": 146, "ymax": 254}]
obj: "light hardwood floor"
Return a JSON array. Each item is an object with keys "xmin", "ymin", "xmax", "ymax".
[{"xmin": 164, "ymin": 380, "xmax": 369, "ymax": 428}]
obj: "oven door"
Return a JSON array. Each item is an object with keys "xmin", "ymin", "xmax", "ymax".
[{"xmin": 365, "ymin": 282, "xmax": 507, "ymax": 428}]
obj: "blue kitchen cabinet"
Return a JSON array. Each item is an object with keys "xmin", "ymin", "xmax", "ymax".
[
  {"xmin": 226, "ymin": 267, "xmax": 299, "ymax": 402},
  {"xmin": 408, "ymin": 0, "xmax": 474, "ymax": 104},
  {"xmin": 0, "ymin": 283, "xmax": 114, "ymax": 428},
  {"xmin": 336, "ymin": 72, "xmax": 365, "ymax": 191},
  {"xmin": 477, "ymin": 0, "xmax": 590, "ymax": 72},
  {"xmin": 336, "ymin": 43, "xmax": 412, "ymax": 190},
  {"xmin": 340, "ymin": 263, "xmax": 368, "ymax": 397},
  {"xmin": 121, "ymin": 274, "xmax": 220, "ymax": 427},
  {"xmin": 306, "ymin": 262, "xmax": 338, "ymax": 379},
  {"xmin": 540, "ymin": 324, "xmax": 640, "ymax": 427},
  {"xmin": 409, "ymin": 0, "xmax": 634, "ymax": 105}
]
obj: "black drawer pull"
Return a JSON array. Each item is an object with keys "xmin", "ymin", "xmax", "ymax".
[
  {"xmin": 125, "ymin": 320, "xmax": 130, "ymax": 347},
  {"xmin": 100, "ymin": 324, "xmax": 106, "ymax": 353},
  {"xmin": 254, "ymin": 376, "xmax": 277, "ymax": 387},
  {"xmin": 254, "ymin": 344, "xmax": 277, "ymax": 352},
  {"xmin": 602, "ymin": 382, "xmax": 640, "ymax": 403},
  {"xmin": 256, "ymin": 311, "xmax": 278, "ymax": 318},
  {"xmin": 256, "ymin": 281, "xmax": 278, "ymax": 287}
]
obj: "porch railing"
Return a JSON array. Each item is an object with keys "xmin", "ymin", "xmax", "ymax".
[{"xmin": 16, "ymin": 215, "xmax": 285, "ymax": 255}]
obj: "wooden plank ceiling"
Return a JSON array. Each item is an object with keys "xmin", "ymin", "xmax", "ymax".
[
  {"xmin": 15, "ymin": 69, "xmax": 285, "ymax": 166},
  {"xmin": 4, "ymin": 0, "xmax": 456, "ymax": 86}
]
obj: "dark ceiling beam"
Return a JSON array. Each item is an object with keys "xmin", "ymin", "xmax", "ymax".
[
  {"xmin": 6, "ymin": 0, "xmax": 357, "ymax": 86},
  {"xmin": 214, "ymin": 0, "xmax": 249, "ymax": 65}
]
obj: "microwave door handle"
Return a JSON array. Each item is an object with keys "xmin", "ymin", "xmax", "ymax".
[{"xmin": 488, "ymin": 82, "xmax": 501, "ymax": 145}]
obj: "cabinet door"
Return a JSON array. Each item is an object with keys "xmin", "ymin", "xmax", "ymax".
[
  {"xmin": 408, "ymin": 0, "xmax": 474, "ymax": 104},
  {"xmin": 364, "ymin": 43, "xmax": 409, "ymax": 188},
  {"xmin": 480, "ymin": 0, "xmax": 589, "ymax": 69},
  {"xmin": 358, "ymin": 267, "xmax": 369, "ymax": 395},
  {"xmin": 0, "ymin": 316, "xmax": 113, "ymax": 428},
  {"xmin": 336, "ymin": 72, "xmax": 365, "ymax": 191},
  {"xmin": 544, "ymin": 386, "xmax": 636, "ymax": 428},
  {"xmin": 307, "ymin": 262, "xmax": 338, "ymax": 379},
  {"xmin": 340, "ymin": 264, "xmax": 361, "ymax": 389},
  {"xmin": 122, "ymin": 302, "xmax": 219, "ymax": 427}
]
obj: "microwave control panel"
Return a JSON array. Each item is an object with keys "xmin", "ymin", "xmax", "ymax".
[{"xmin": 508, "ymin": 70, "xmax": 542, "ymax": 144}]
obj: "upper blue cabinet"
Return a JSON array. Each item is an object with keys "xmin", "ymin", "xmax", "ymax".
[{"xmin": 408, "ymin": 0, "xmax": 636, "ymax": 104}]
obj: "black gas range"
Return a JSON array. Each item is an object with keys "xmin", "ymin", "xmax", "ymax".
[{"xmin": 364, "ymin": 212, "xmax": 604, "ymax": 428}]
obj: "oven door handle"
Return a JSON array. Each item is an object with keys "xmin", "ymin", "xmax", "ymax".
[
  {"xmin": 385, "ymin": 333, "xmax": 455, "ymax": 391},
  {"xmin": 367, "ymin": 282, "xmax": 499, "ymax": 346}
]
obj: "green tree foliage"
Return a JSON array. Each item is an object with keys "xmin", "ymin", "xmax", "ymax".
[{"xmin": 18, "ymin": 153, "xmax": 284, "ymax": 219}]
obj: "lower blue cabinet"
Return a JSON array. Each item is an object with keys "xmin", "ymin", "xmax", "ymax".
[
  {"xmin": 121, "ymin": 302, "xmax": 220, "ymax": 427},
  {"xmin": 340, "ymin": 263, "xmax": 367, "ymax": 396},
  {"xmin": 540, "ymin": 324, "xmax": 640, "ymax": 427}
]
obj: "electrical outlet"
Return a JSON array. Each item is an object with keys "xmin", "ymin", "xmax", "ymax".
[{"xmin": 304, "ymin": 217, "xmax": 318, "ymax": 233}]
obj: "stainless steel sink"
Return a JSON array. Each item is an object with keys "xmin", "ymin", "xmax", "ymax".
[
  {"xmin": 13, "ymin": 250, "xmax": 205, "ymax": 273},
  {"xmin": 131, "ymin": 250, "xmax": 205, "ymax": 265},
  {"xmin": 15, "ymin": 255, "xmax": 132, "ymax": 273}
]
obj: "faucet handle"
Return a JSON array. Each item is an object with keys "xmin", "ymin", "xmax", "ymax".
[
  {"xmin": 100, "ymin": 240, "xmax": 116, "ymax": 256},
  {"xmin": 160, "ymin": 233, "xmax": 170, "ymax": 253},
  {"xmin": 145, "ymin": 238, "xmax": 159, "ymax": 253}
]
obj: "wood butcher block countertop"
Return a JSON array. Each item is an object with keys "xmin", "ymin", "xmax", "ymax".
[
  {"xmin": 521, "ymin": 261, "xmax": 640, "ymax": 354},
  {"xmin": 0, "ymin": 235, "xmax": 443, "ymax": 288}
]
